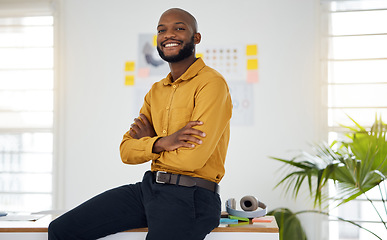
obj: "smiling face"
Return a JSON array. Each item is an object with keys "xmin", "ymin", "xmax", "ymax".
[{"xmin": 156, "ymin": 9, "xmax": 201, "ymax": 63}]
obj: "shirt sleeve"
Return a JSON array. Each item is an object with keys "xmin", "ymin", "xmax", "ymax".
[
  {"xmin": 119, "ymin": 91, "xmax": 161, "ymax": 164},
  {"xmin": 155, "ymin": 77, "xmax": 232, "ymax": 172}
]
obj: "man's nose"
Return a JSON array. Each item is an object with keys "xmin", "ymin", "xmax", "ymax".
[{"xmin": 164, "ymin": 29, "xmax": 176, "ymax": 39}]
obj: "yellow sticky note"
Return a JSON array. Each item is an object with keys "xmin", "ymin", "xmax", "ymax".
[
  {"xmin": 125, "ymin": 75, "xmax": 135, "ymax": 86},
  {"xmin": 247, "ymin": 59, "xmax": 258, "ymax": 70},
  {"xmin": 246, "ymin": 44, "xmax": 258, "ymax": 56},
  {"xmin": 125, "ymin": 61, "xmax": 135, "ymax": 71},
  {"xmin": 196, "ymin": 53, "xmax": 203, "ymax": 59},
  {"xmin": 153, "ymin": 35, "xmax": 157, "ymax": 47}
]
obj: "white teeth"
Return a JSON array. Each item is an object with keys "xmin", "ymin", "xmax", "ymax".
[{"xmin": 165, "ymin": 43, "xmax": 179, "ymax": 47}]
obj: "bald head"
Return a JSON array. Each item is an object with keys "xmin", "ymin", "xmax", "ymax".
[
  {"xmin": 159, "ymin": 8, "xmax": 198, "ymax": 33},
  {"xmin": 156, "ymin": 8, "xmax": 201, "ymax": 64}
]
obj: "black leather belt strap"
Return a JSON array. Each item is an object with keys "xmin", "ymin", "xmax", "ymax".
[{"xmin": 154, "ymin": 171, "xmax": 219, "ymax": 193}]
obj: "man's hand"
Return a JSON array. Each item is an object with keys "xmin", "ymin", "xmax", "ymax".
[
  {"xmin": 152, "ymin": 121, "xmax": 206, "ymax": 154},
  {"xmin": 129, "ymin": 114, "xmax": 156, "ymax": 139}
]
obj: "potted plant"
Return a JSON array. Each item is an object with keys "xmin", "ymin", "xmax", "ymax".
[
  {"xmin": 271, "ymin": 115, "xmax": 387, "ymax": 240},
  {"xmin": 268, "ymin": 208, "xmax": 307, "ymax": 240}
]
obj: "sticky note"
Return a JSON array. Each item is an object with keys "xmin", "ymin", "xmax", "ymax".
[
  {"xmin": 229, "ymin": 215, "xmax": 249, "ymax": 222},
  {"xmin": 125, "ymin": 61, "xmax": 135, "ymax": 71},
  {"xmin": 252, "ymin": 217, "xmax": 273, "ymax": 223},
  {"xmin": 247, "ymin": 70, "xmax": 259, "ymax": 83},
  {"xmin": 196, "ymin": 53, "xmax": 203, "ymax": 59},
  {"xmin": 246, "ymin": 44, "xmax": 258, "ymax": 56},
  {"xmin": 247, "ymin": 59, "xmax": 258, "ymax": 70},
  {"xmin": 153, "ymin": 35, "xmax": 157, "ymax": 47},
  {"xmin": 137, "ymin": 68, "xmax": 150, "ymax": 78},
  {"xmin": 229, "ymin": 221, "xmax": 250, "ymax": 227},
  {"xmin": 220, "ymin": 218, "xmax": 238, "ymax": 224},
  {"xmin": 125, "ymin": 75, "xmax": 135, "ymax": 86}
]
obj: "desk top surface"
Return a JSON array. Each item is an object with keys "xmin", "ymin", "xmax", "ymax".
[{"xmin": 0, "ymin": 214, "xmax": 279, "ymax": 233}]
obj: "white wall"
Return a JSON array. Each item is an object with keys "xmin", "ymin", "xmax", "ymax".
[{"xmin": 57, "ymin": 0, "xmax": 324, "ymax": 239}]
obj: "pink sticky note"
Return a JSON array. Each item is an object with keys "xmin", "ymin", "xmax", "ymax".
[
  {"xmin": 252, "ymin": 217, "xmax": 273, "ymax": 223},
  {"xmin": 247, "ymin": 70, "xmax": 259, "ymax": 83},
  {"xmin": 138, "ymin": 68, "xmax": 150, "ymax": 78}
]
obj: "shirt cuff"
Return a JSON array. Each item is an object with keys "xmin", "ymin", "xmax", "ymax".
[{"xmin": 145, "ymin": 136, "xmax": 161, "ymax": 160}]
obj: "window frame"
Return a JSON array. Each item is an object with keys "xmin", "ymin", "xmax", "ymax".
[
  {"xmin": 321, "ymin": 1, "xmax": 387, "ymax": 239},
  {"xmin": 0, "ymin": 0, "xmax": 61, "ymax": 212}
]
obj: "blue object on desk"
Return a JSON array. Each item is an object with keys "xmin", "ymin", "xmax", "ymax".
[
  {"xmin": 219, "ymin": 218, "xmax": 238, "ymax": 224},
  {"xmin": 0, "ymin": 212, "xmax": 7, "ymax": 217}
]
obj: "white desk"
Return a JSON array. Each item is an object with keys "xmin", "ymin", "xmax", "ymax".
[{"xmin": 0, "ymin": 214, "xmax": 279, "ymax": 240}]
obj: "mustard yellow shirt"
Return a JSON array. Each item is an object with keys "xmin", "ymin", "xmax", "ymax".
[{"xmin": 120, "ymin": 58, "xmax": 232, "ymax": 183}]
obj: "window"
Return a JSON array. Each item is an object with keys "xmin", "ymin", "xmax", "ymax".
[
  {"xmin": 0, "ymin": 9, "xmax": 54, "ymax": 212},
  {"xmin": 322, "ymin": 0, "xmax": 387, "ymax": 239}
]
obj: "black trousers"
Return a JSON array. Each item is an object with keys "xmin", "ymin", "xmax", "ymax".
[{"xmin": 48, "ymin": 171, "xmax": 221, "ymax": 240}]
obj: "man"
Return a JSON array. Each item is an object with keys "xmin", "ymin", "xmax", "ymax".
[{"xmin": 48, "ymin": 8, "xmax": 232, "ymax": 240}]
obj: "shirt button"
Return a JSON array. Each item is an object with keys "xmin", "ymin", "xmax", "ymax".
[
  {"xmin": 173, "ymin": 85, "xmax": 177, "ymax": 89},
  {"xmin": 163, "ymin": 130, "xmax": 167, "ymax": 134},
  {"xmin": 166, "ymin": 106, "xmax": 169, "ymax": 110}
]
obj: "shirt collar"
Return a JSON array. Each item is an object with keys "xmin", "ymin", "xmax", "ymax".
[{"xmin": 162, "ymin": 58, "xmax": 206, "ymax": 86}]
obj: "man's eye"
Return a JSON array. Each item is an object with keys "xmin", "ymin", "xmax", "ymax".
[
  {"xmin": 158, "ymin": 29, "xmax": 165, "ymax": 33},
  {"xmin": 176, "ymin": 27, "xmax": 185, "ymax": 31}
]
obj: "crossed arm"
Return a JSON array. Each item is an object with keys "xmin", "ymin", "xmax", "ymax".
[{"xmin": 129, "ymin": 113, "xmax": 206, "ymax": 154}]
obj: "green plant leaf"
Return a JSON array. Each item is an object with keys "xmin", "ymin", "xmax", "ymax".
[
  {"xmin": 271, "ymin": 115, "xmax": 387, "ymax": 209},
  {"xmin": 268, "ymin": 208, "xmax": 307, "ymax": 240}
]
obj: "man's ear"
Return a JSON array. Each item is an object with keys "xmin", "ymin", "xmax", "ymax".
[{"xmin": 194, "ymin": 32, "xmax": 201, "ymax": 44}]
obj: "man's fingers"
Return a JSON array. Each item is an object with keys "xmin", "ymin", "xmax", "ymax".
[
  {"xmin": 133, "ymin": 118, "xmax": 144, "ymax": 128},
  {"xmin": 131, "ymin": 123, "xmax": 141, "ymax": 133},
  {"xmin": 179, "ymin": 135, "xmax": 203, "ymax": 145},
  {"xmin": 181, "ymin": 142, "xmax": 196, "ymax": 148},
  {"xmin": 183, "ymin": 121, "xmax": 206, "ymax": 137},
  {"xmin": 182, "ymin": 127, "xmax": 206, "ymax": 138},
  {"xmin": 186, "ymin": 121, "xmax": 203, "ymax": 128},
  {"xmin": 139, "ymin": 113, "xmax": 151, "ymax": 126},
  {"xmin": 129, "ymin": 128, "xmax": 137, "ymax": 138}
]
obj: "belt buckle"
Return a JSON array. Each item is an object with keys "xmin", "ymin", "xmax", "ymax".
[{"xmin": 156, "ymin": 171, "xmax": 169, "ymax": 184}]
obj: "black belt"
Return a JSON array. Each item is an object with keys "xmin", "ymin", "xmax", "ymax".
[{"xmin": 154, "ymin": 171, "xmax": 219, "ymax": 193}]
